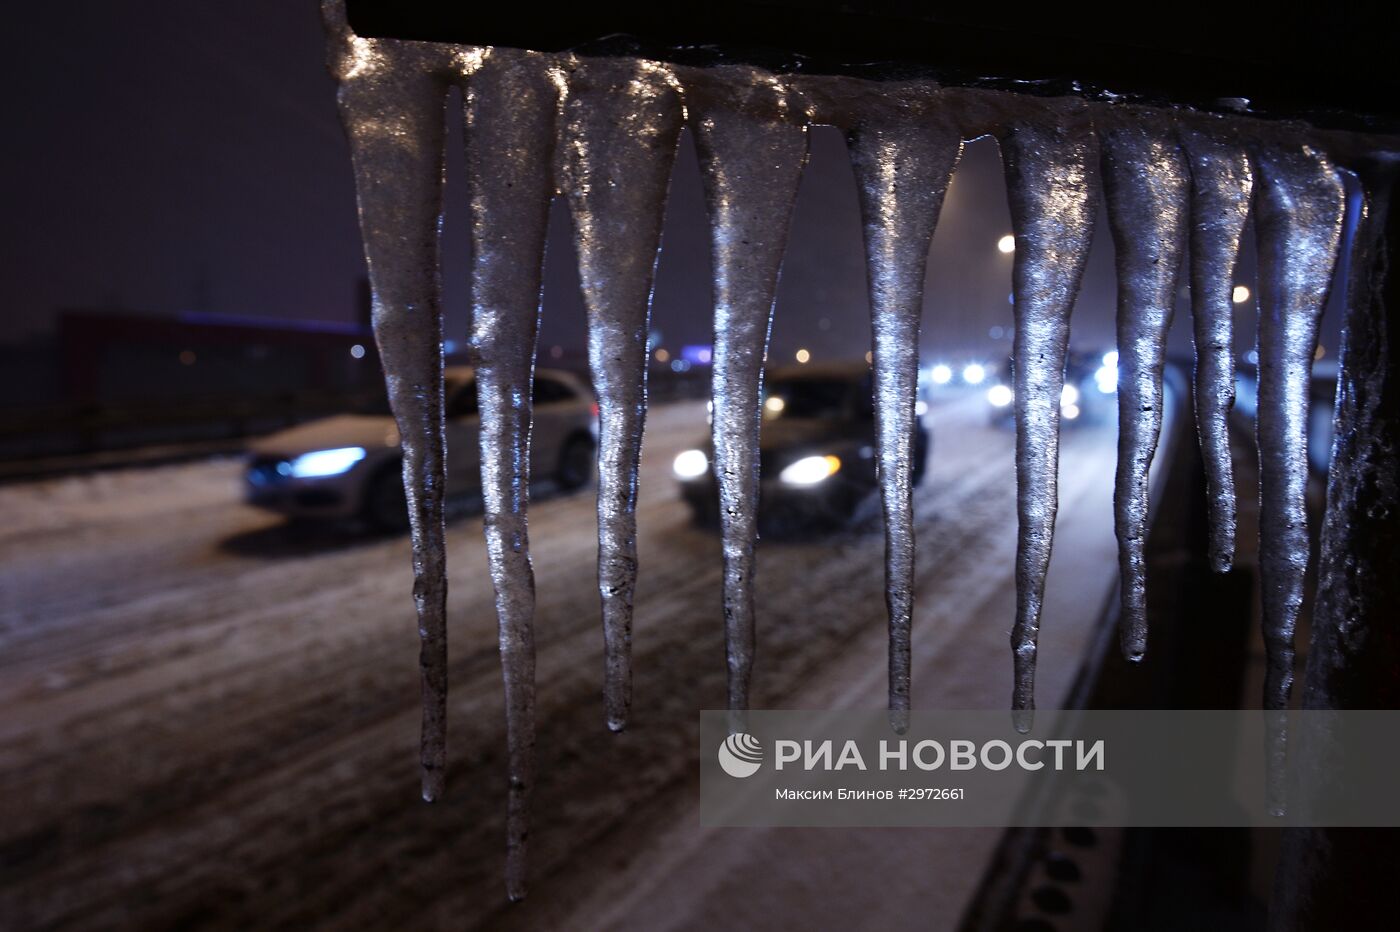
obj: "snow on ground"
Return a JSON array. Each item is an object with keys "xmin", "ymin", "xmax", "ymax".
[{"xmin": 0, "ymin": 396, "xmax": 1126, "ymax": 930}]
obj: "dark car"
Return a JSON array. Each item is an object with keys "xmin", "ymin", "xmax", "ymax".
[{"xmin": 673, "ymin": 361, "xmax": 930, "ymax": 527}]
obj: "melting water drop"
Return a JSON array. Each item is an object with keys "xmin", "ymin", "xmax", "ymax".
[
  {"xmin": 1100, "ymin": 117, "xmax": 1191, "ymax": 662},
  {"xmin": 999, "ymin": 108, "xmax": 1099, "ymax": 727},
  {"xmin": 560, "ymin": 59, "xmax": 684, "ymax": 733},
  {"xmin": 847, "ymin": 99, "xmax": 961, "ymax": 732},
  {"xmin": 689, "ymin": 70, "xmax": 810, "ymax": 731}
]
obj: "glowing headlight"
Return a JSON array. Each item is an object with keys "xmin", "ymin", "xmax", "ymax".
[
  {"xmin": 930, "ymin": 364, "xmax": 953, "ymax": 385},
  {"xmin": 764, "ymin": 396, "xmax": 786, "ymax": 415},
  {"xmin": 1063, "ymin": 403, "xmax": 1081, "ymax": 420},
  {"xmin": 673, "ymin": 449, "xmax": 709, "ymax": 480},
  {"xmin": 962, "ymin": 363, "xmax": 987, "ymax": 385},
  {"xmin": 780, "ymin": 454, "xmax": 841, "ymax": 486},
  {"xmin": 987, "ymin": 384, "xmax": 1014, "ymax": 408},
  {"xmin": 289, "ymin": 446, "xmax": 366, "ymax": 478},
  {"xmin": 1095, "ymin": 364, "xmax": 1118, "ymax": 393},
  {"xmin": 1060, "ymin": 384, "xmax": 1080, "ymax": 406},
  {"xmin": 1102, "ymin": 350, "xmax": 1119, "ymax": 367}
]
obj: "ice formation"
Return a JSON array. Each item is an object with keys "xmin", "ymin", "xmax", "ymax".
[
  {"xmin": 999, "ymin": 107, "xmax": 1098, "ymax": 726},
  {"xmin": 322, "ymin": 0, "xmax": 1383, "ymax": 897},
  {"xmin": 847, "ymin": 93, "xmax": 961, "ymax": 731},
  {"xmin": 1100, "ymin": 115, "xmax": 1190, "ymax": 662}
]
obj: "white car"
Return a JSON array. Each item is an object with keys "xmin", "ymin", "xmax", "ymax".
[{"xmin": 245, "ymin": 366, "xmax": 598, "ymax": 530}]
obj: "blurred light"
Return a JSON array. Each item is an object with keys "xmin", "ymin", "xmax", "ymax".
[
  {"xmin": 1247, "ymin": 349, "xmax": 1259, "ymax": 365},
  {"xmin": 1232, "ymin": 284, "xmax": 1251, "ymax": 304},
  {"xmin": 442, "ymin": 339, "xmax": 458, "ymax": 354},
  {"xmin": 673, "ymin": 449, "xmax": 709, "ymax": 479},
  {"xmin": 681, "ymin": 344, "xmax": 713, "ymax": 365},
  {"xmin": 179, "ymin": 350, "xmax": 196, "ymax": 366},
  {"xmin": 1315, "ymin": 344, "xmax": 1326, "ymax": 360},
  {"xmin": 864, "ymin": 351, "xmax": 873, "ymax": 365},
  {"xmin": 1094, "ymin": 365, "xmax": 1117, "ymax": 394},
  {"xmin": 780, "ymin": 454, "xmax": 841, "ymax": 486},
  {"xmin": 987, "ymin": 384, "xmax": 1014, "ymax": 408},
  {"xmin": 1063, "ymin": 403, "xmax": 1081, "ymax": 420},
  {"xmin": 915, "ymin": 400, "xmax": 928, "ymax": 416},
  {"xmin": 290, "ymin": 447, "xmax": 366, "ymax": 478},
  {"xmin": 550, "ymin": 345, "xmax": 563, "ymax": 359},
  {"xmin": 1061, "ymin": 384, "xmax": 1080, "ymax": 406},
  {"xmin": 795, "ymin": 348, "xmax": 811, "ymax": 364},
  {"xmin": 670, "ymin": 358, "xmax": 690, "ymax": 372},
  {"xmin": 1102, "ymin": 350, "xmax": 1119, "ymax": 367},
  {"xmin": 989, "ymin": 325, "xmax": 1004, "ymax": 339},
  {"xmin": 654, "ymin": 348, "xmax": 670, "ymax": 363},
  {"xmin": 350, "ymin": 343, "xmax": 366, "ymax": 359},
  {"xmin": 963, "ymin": 363, "xmax": 986, "ymax": 385},
  {"xmin": 997, "ymin": 234, "xmax": 1016, "ymax": 254},
  {"xmin": 765, "ymin": 396, "xmax": 786, "ymax": 415},
  {"xmin": 930, "ymin": 364, "xmax": 953, "ymax": 385}
]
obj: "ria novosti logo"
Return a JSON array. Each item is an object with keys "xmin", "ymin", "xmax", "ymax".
[{"xmin": 717, "ymin": 733, "xmax": 764, "ymax": 778}]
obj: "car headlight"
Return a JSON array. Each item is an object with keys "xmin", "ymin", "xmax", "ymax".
[
  {"xmin": 673, "ymin": 448, "xmax": 709, "ymax": 480},
  {"xmin": 1060, "ymin": 384, "xmax": 1080, "ymax": 406},
  {"xmin": 288, "ymin": 447, "xmax": 367, "ymax": 478},
  {"xmin": 987, "ymin": 384, "xmax": 1014, "ymax": 408},
  {"xmin": 779, "ymin": 454, "xmax": 841, "ymax": 486}
]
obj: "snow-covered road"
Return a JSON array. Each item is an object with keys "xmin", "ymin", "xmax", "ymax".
[{"xmin": 0, "ymin": 395, "xmax": 1126, "ymax": 930}]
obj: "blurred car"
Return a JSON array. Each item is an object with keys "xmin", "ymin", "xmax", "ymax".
[
  {"xmin": 245, "ymin": 366, "xmax": 598, "ymax": 530},
  {"xmin": 673, "ymin": 361, "xmax": 930, "ymax": 527},
  {"xmin": 984, "ymin": 349, "xmax": 1117, "ymax": 426}
]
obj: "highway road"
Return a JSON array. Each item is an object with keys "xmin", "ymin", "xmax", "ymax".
[{"xmin": 0, "ymin": 392, "xmax": 1134, "ymax": 930}]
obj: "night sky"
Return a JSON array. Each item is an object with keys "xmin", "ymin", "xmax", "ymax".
[{"xmin": 8, "ymin": 1, "xmax": 1343, "ymax": 370}]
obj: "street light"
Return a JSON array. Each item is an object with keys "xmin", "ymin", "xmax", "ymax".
[{"xmin": 997, "ymin": 234, "xmax": 1015, "ymax": 254}]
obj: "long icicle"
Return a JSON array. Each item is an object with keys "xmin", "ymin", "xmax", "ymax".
[
  {"xmin": 1101, "ymin": 119, "xmax": 1191, "ymax": 662},
  {"xmin": 1181, "ymin": 128, "xmax": 1253, "ymax": 574},
  {"xmin": 1252, "ymin": 144, "xmax": 1345, "ymax": 814},
  {"xmin": 460, "ymin": 49, "xmax": 558, "ymax": 901},
  {"xmin": 690, "ymin": 71, "xmax": 809, "ymax": 730},
  {"xmin": 848, "ymin": 103, "xmax": 961, "ymax": 733},
  {"xmin": 560, "ymin": 59, "xmax": 684, "ymax": 733},
  {"xmin": 1000, "ymin": 114, "xmax": 1099, "ymax": 727},
  {"xmin": 329, "ymin": 22, "xmax": 452, "ymax": 803}
]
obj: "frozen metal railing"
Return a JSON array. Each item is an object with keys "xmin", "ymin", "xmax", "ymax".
[{"xmin": 319, "ymin": 0, "xmax": 1400, "ymax": 909}]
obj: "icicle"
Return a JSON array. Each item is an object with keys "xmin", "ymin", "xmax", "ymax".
[
  {"xmin": 460, "ymin": 49, "xmax": 559, "ymax": 902},
  {"xmin": 999, "ymin": 113, "xmax": 1099, "ymax": 727},
  {"xmin": 1101, "ymin": 119, "xmax": 1191, "ymax": 662},
  {"xmin": 689, "ymin": 71, "xmax": 809, "ymax": 728},
  {"xmin": 1252, "ymin": 144, "xmax": 1346, "ymax": 814},
  {"xmin": 328, "ymin": 21, "xmax": 453, "ymax": 803},
  {"xmin": 1181, "ymin": 129, "xmax": 1253, "ymax": 573},
  {"xmin": 560, "ymin": 59, "xmax": 684, "ymax": 733},
  {"xmin": 847, "ymin": 100, "xmax": 961, "ymax": 732}
]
